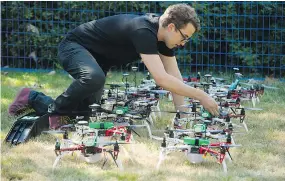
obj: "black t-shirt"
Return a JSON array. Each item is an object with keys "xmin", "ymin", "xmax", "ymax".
[{"xmin": 65, "ymin": 14, "xmax": 174, "ymax": 69}]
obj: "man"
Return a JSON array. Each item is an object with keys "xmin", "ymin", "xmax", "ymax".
[{"xmin": 8, "ymin": 3, "xmax": 219, "ymax": 129}]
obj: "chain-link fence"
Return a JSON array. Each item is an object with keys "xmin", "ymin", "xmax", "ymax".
[{"xmin": 1, "ymin": 1, "xmax": 284, "ymax": 79}]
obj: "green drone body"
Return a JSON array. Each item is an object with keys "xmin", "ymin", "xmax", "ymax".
[
  {"xmin": 183, "ymin": 137, "xmax": 210, "ymax": 146},
  {"xmin": 193, "ymin": 124, "xmax": 207, "ymax": 133},
  {"xmin": 76, "ymin": 122, "xmax": 115, "ymax": 147},
  {"xmin": 89, "ymin": 122, "xmax": 114, "ymax": 129},
  {"xmin": 201, "ymin": 109, "xmax": 212, "ymax": 119},
  {"xmin": 113, "ymin": 106, "xmax": 129, "ymax": 115}
]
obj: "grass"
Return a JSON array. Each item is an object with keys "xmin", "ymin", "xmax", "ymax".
[{"xmin": 1, "ymin": 71, "xmax": 285, "ymax": 181}]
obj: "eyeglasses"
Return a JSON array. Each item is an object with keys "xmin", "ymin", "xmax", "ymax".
[{"xmin": 177, "ymin": 28, "xmax": 190, "ymax": 43}]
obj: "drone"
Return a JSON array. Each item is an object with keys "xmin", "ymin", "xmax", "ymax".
[
  {"xmin": 156, "ymin": 124, "xmax": 241, "ymax": 173},
  {"xmin": 88, "ymin": 103, "xmax": 155, "ymax": 139},
  {"xmin": 51, "ymin": 120, "xmax": 143, "ymax": 170}
]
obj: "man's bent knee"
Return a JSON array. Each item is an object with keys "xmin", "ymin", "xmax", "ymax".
[{"xmin": 82, "ymin": 70, "xmax": 106, "ymax": 90}]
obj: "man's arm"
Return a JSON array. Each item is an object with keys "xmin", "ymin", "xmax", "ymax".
[
  {"xmin": 158, "ymin": 53, "xmax": 186, "ymax": 112},
  {"xmin": 140, "ymin": 54, "xmax": 219, "ymax": 116}
]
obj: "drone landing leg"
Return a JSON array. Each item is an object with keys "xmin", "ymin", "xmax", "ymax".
[
  {"xmin": 168, "ymin": 93, "xmax": 173, "ymax": 101},
  {"xmin": 52, "ymin": 154, "xmax": 64, "ymax": 171},
  {"xmin": 129, "ymin": 135, "xmax": 136, "ymax": 153},
  {"xmin": 189, "ymin": 119, "xmax": 194, "ymax": 129},
  {"xmin": 115, "ymin": 159, "xmax": 124, "ymax": 171},
  {"xmin": 242, "ymin": 120, "xmax": 249, "ymax": 132},
  {"xmin": 148, "ymin": 115, "xmax": 154, "ymax": 125},
  {"xmin": 144, "ymin": 120, "xmax": 153, "ymax": 139},
  {"xmin": 231, "ymin": 135, "xmax": 236, "ymax": 145},
  {"xmin": 151, "ymin": 111, "xmax": 157, "ymax": 122},
  {"xmin": 225, "ymin": 152, "xmax": 232, "ymax": 163},
  {"xmin": 101, "ymin": 152, "xmax": 108, "ymax": 169},
  {"xmin": 251, "ymin": 97, "xmax": 256, "ymax": 107},
  {"xmin": 156, "ymin": 148, "xmax": 166, "ymax": 170},
  {"xmin": 156, "ymin": 102, "xmax": 162, "ymax": 118},
  {"xmin": 222, "ymin": 159, "xmax": 228, "ymax": 174},
  {"xmin": 256, "ymin": 96, "xmax": 260, "ymax": 103},
  {"xmin": 171, "ymin": 115, "xmax": 176, "ymax": 127},
  {"xmin": 107, "ymin": 151, "xmax": 123, "ymax": 170}
]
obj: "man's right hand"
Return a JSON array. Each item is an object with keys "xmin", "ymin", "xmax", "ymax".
[{"xmin": 199, "ymin": 95, "xmax": 219, "ymax": 116}]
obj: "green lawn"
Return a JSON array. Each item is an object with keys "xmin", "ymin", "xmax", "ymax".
[{"xmin": 1, "ymin": 71, "xmax": 285, "ymax": 181}]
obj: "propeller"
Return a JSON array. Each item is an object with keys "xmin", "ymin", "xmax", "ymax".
[
  {"xmin": 127, "ymin": 124, "xmax": 147, "ymax": 129},
  {"xmin": 204, "ymin": 74, "xmax": 212, "ymax": 77},
  {"xmin": 165, "ymin": 145, "xmax": 190, "ymax": 150},
  {"xmin": 42, "ymin": 130, "xmax": 66, "ymax": 134},
  {"xmin": 215, "ymin": 93, "xmax": 228, "ymax": 98},
  {"xmin": 177, "ymin": 104, "xmax": 194, "ymax": 108},
  {"xmin": 151, "ymin": 110, "xmax": 196, "ymax": 115},
  {"xmin": 186, "ymin": 82, "xmax": 203, "ymax": 86},
  {"xmin": 235, "ymin": 107, "xmax": 263, "ymax": 111},
  {"xmin": 239, "ymin": 82, "xmax": 253, "ymax": 86},
  {"xmin": 89, "ymin": 103, "xmax": 101, "ymax": 109},
  {"xmin": 240, "ymin": 82, "xmax": 279, "ymax": 90},
  {"xmin": 164, "ymin": 128, "xmax": 195, "ymax": 133},
  {"xmin": 124, "ymin": 114, "xmax": 143, "ymax": 119},
  {"xmin": 106, "ymin": 83, "xmax": 122, "ymax": 88},
  {"xmin": 200, "ymin": 82, "xmax": 213, "ymax": 86},
  {"xmin": 261, "ymin": 84, "xmax": 279, "ymax": 90},
  {"xmin": 215, "ymin": 78, "xmax": 226, "ymax": 82},
  {"xmin": 149, "ymin": 90, "xmax": 169, "ymax": 94},
  {"xmin": 235, "ymin": 73, "xmax": 243, "ymax": 77},
  {"xmin": 212, "ymin": 118, "xmax": 243, "ymax": 128},
  {"xmin": 239, "ymin": 97, "xmax": 251, "ymax": 101},
  {"xmin": 207, "ymin": 129, "xmax": 244, "ymax": 134},
  {"xmin": 243, "ymin": 107, "xmax": 263, "ymax": 111},
  {"xmin": 95, "ymin": 141, "xmax": 131, "ymax": 146},
  {"xmin": 60, "ymin": 124, "xmax": 75, "ymax": 129}
]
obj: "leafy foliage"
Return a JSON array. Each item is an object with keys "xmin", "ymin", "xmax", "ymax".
[{"xmin": 1, "ymin": 1, "xmax": 284, "ymax": 77}]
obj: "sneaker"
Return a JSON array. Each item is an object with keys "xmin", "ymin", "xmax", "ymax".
[
  {"xmin": 49, "ymin": 115, "xmax": 71, "ymax": 129},
  {"xmin": 8, "ymin": 88, "xmax": 31, "ymax": 116},
  {"xmin": 48, "ymin": 103, "xmax": 56, "ymax": 113}
]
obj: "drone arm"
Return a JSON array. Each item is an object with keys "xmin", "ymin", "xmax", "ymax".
[
  {"xmin": 166, "ymin": 137, "xmax": 184, "ymax": 144},
  {"xmin": 200, "ymin": 147, "xmax": 225, "ymax": 164},
  {"xmin": 166, "ymin": 145, "xmax": 189, "ymax": 151},
  {"xmin": 59, "ymin": 145, "xmax": 85, "ymax": 152},
  {"xmin": 101, "ymin": 151, "xmax": 109, "ymax": 169}
]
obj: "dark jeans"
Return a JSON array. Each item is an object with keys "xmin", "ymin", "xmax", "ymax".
[
  {"xmin": 29, "ymin": 39, "xmax": 106, "ymax": 116},
  {"xmin": 28, "ymin": 90, "xmax": 54, "ymax": 116}
]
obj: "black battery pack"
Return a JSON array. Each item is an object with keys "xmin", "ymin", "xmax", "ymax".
[{"xmin": 5, "ymin": 113, "xmax": 49, "ymax": 145}]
